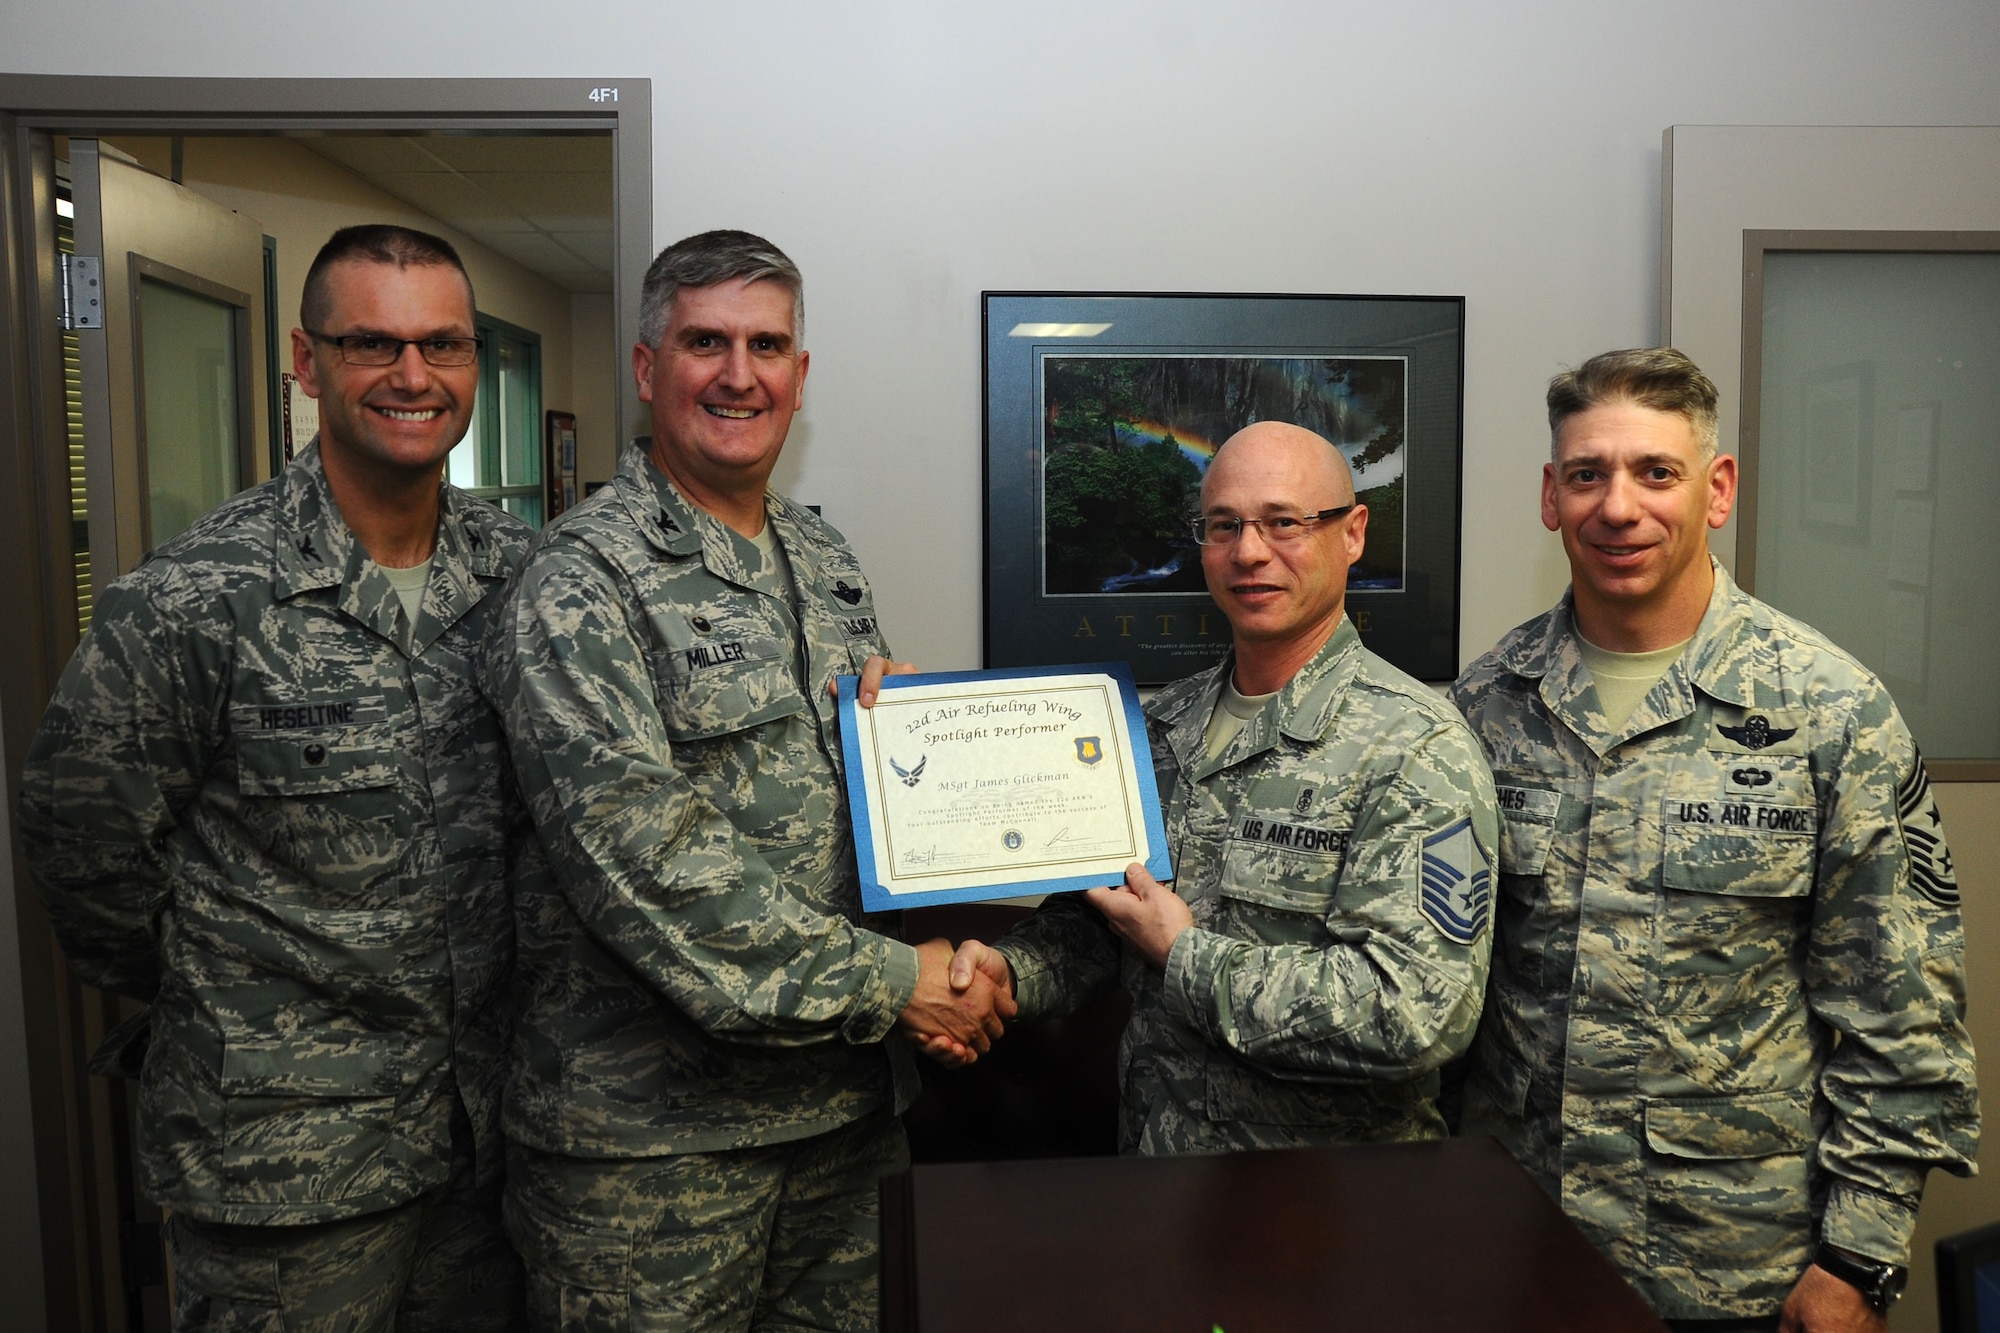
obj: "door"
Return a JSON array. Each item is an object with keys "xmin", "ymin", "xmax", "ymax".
[
  {"xmin": 60, "ymin": 139, "xmax": 271, "ymax": 1332},
  {"xmin": 70, "ymin": 138, "xmax": 268, "ymax": 580}
]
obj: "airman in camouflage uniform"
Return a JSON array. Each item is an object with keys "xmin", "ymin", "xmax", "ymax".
[
  {"xmin": 1452, "ymin": 348, "xmax": 1976, "ymax": 1330},
  {"xmin": 21, "ymin": 226, "xmax": 532, "ymax": 1331},
  {"xmin": 962, "ymin": 421, "xmax": 1498, "ymax": 1152},
  {"xmin": 487, "ymin": 230, "xmax": 1007, "ymax": 1332}
]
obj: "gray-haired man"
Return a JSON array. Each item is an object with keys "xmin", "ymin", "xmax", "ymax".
[{"xmin": 485, "ymin": 229, "xmax": 1010, "ymax": 1330}]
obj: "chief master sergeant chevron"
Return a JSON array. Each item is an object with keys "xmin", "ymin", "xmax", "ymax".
[
  {"xmin": 483, "ymin": 229, "xmax": 1011, "ymax": 1331},
  {"xmin": 1450, "ymin": 347, "xmax": 1977, "ymax": 1332},
  {"xmin": 940, "ymin": 420, "xmax": 1500, "ymax": 1153},
  {"xmin": 21, "ymin": 225, "xmax": 534, "ymax": 1330}
]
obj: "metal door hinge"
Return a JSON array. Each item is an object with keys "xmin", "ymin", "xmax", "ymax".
[{"xmin": 60, "ymin": 254, "xmax": 103, "ymax": 330}]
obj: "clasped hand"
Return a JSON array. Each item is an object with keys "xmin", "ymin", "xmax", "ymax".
[
  {"xmin": 911, "ymin": 863, "xmax": 1192, "ymax": 1068},
  {"xmin": 898, "ymin": 938, "xmax": 1016, "ymax": 1063}
]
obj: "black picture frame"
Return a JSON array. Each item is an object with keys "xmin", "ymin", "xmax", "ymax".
[{"xmin": 983, "ymin": 292, "xmax": 1465, "ymax": 684}]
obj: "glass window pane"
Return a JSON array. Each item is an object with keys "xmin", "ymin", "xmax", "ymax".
[
  {"xmin": 1753, "ymin": 251, "xmax": 2000, "ymax": 761},
  {"xmin": 500, "ymin": 339, "xmax": 540, "ymax": 490},
  {"xmin": 138, "ymin": 277, "xmax": 240, "ymax": 546},
  {"xmin": 446, "ymin": 423, "xmax": 478, "ymax": 488}
]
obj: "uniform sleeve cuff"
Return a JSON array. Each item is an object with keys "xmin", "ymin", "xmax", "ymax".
[
  {"xmin": 844, "ymin": 937, "xmax": 920, "ymax": 1045},
  {"xmin": 990, "ymin": 941, "xmax": 1046, "ymax": 1020},
  {"xmin": 1160, "ymin": 926, "xmax": 1230, "ymax": 1044},
  {"xmin": 1820, "ymin": 1182, "xmax": 1921, "ymax": 1267}
]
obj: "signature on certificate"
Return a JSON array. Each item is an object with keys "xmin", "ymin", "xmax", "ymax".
[
  {"xmin": 1045, "ymin": 826, "xmax": 1085, "ymax": 851},
  {"xmin": 903, "ymin": 845, "xmax": 938, "ymax": 868}
]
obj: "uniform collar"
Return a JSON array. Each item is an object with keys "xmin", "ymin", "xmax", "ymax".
[
  {"xmin": 1504, "ymin": 557, "xmax": 1759, "ymax": 753},
  {"xmin": 271, "ymin": 437, "xmax": 503, "ymax": 652},
  {"xmin": 1150, "ymin": 615, "xmax": 1365, "ymax": 781},
  {"xmin": 614, "ymin": 438, "xmax": 825, "ymax": 607}
]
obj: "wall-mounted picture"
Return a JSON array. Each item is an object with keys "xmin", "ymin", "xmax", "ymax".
[
  {"xmin": 985, "ymin": 293, "xmax": 1464, "ymax": 683},
  {"xmin": 1040, "ymin": 355, "xmax": 1408, "ymax": 597}
]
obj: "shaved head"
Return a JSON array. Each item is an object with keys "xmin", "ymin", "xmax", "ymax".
[
  {"xmin": 1203, "ymin": 420, "xmax": 1357, "ymax": 509},
  {"xmin": 1200, "ymin": 420, "xmax": 1368, "ymax": 691}
]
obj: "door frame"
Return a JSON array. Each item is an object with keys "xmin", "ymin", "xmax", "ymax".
[{"xmin": 0, "ymin": 74, "xmax": 651, "ymax": 1332}]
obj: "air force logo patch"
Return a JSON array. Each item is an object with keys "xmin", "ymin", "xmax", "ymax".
[{"xmin": 1420, "ymin": 818, "xmax": 1492, "ymax": 945}]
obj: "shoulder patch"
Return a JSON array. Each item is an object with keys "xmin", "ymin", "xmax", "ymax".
[
  {"xmin": 1419, "ymin": 817, "xmax": 1492, "ymax": 944},
  {"xmin": 1898, "ymin": 751, "xmax": 1958, "ymax": 906}
]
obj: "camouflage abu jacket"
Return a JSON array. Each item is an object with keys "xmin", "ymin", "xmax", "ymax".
[
  {"xmin": 998, "ymin": 617, "xmax": 1499, "ymax": 1154},
  {"xmin": 20, "ymin": 442, "xmax": 532, "ymax": 1225},
  {"xmin": 487, "ymin": 443, "xmax": 920, "ymax": 1158},
  {"xmin": 1450, "ymin": 562, "xmax": 1977, "ymax": 1319}
]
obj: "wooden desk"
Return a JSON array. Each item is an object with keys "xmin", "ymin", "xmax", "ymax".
[{"xmin": 882, "ymin": 1136, "xmax": 1667, "ymax": 1332}]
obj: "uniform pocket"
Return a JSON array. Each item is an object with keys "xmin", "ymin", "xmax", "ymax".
[
  {"xmin": 506, "ymin": 1179, "xmax": 634, "ymax": 1332},
  {"xmin": 219, "ymin": 1022, "xmax": 408, "ymax": 1206},
  {"xmin": 1495, "ymin": 786, "xmax": 1560, "ymax": 876},
  {"xmin": 1642, "ymin": 1088, "xmax": 1814, "ymax": 1276},
  {"xmin": 1661, "ymin": 815, "xmax": 1815, "ymax": 898},
  {"xmin": 167, "ymin": 1213, "xmax": 285, "ymax": 1331},
  {"xmin": 652, "ymin": 635, "xmax": 804, "ymax": 741},
  {"xmin": 233, "ymin": 726, "xmax": 406, "ymax": 905},
  {"xmin": 1217, "ymin": 830, "xmax": 1344, "ymax": 945},
  {"xmin": 235, "ymin": 727, "xmax": 397, "ymax": 798}
]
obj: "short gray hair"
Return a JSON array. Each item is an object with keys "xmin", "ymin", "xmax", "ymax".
[
  {"xmin": 637, "ymin": 229, "xmax": 804, "ymax": 349},
  {"xmin": 1546, "ymin": 347, "xmax": 1719, "ymax": 462}
]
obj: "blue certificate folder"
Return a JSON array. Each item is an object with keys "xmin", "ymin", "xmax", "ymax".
[{"xmin": 836, "ymin": 662, "xmax": 1172, "ymax": 912}]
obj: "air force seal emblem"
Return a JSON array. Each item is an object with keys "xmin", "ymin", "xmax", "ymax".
[
  {"xmin": 1074, "ymin": 736, "xmax": 1103, "ymax": 765},
  {"xmin": 1420, "ymin": 818, "xmax": 1492, "ymax": 945}
]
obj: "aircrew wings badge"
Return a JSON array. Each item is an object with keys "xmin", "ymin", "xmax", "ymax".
[{"xmin": 1420, "ymin": 818, "xmax": 1492, "ymax": 944}]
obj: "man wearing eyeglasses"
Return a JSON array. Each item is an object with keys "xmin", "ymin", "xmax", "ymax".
[
  {"xmin": 937, "ymin": 420, "xmax": 1499, "ymax": 1153},
  {"xmin": 22, "ymin": 224, "xmax": 530, "ymax": 1330}
]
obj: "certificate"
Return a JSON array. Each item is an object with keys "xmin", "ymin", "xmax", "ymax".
[{"xmin": 837, "ymin": 663, "xmax": 1171, "ymax": 911}]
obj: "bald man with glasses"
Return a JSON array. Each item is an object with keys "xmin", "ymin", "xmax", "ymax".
[{"xmin": 934, "ymin": 421, "xmax": 1500, "ymax": 1153}]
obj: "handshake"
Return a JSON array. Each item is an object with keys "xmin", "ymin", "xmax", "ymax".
[
  {"xmin": 895, "ymin": 936, "xmax": 1016, "ymax": 1069},
  {"xmin": 891, "ymin": 861, "xmax": 1192, "ymax": 1067}
]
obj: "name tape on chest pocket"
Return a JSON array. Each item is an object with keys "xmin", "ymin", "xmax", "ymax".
[
  {"xmin": 1496, "ymin": 785, "xmax": 1561, "ymax": 819},
  {"xmin": 230, "ymin": 696, "xmax": 388, "ymax": 734},
  {"xmin": 683, "ymin": 641, "xmax": 749, "ymax": 671},
  {"xmin": 1670, "ymin": 799, "xmax": 1817, "ymax": 835},
  {"xmin": 1235, "ymin": 817, "xmax": 1346, "ymax": 855}
]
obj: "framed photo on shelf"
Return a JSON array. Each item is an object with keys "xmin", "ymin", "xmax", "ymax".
[{"xmin": 983, "ymin": 291, "xmax": 1465, "ymax": 684}]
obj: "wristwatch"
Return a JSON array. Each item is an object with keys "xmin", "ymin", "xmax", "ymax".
[{"xmin": 1813, "ymin": 1242, "xmax": 1908, "ymax": 1311}]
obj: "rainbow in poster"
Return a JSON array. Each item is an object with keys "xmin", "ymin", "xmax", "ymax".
[{"xmin": 1040, "ymin": 355, "xmax": 1406, "ymax": 597}]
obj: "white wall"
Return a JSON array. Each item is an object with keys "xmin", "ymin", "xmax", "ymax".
[
  {"xmin": 5, "ymin": 1, "xmax": 1994, "ymax": 673},
  {"xmin": 569, "ymin": 291, "xmax": 617, "ymax": 483},
  {"xmin": 7, "ymin": 3, "xmax": 2000, "ymax": 1329}
]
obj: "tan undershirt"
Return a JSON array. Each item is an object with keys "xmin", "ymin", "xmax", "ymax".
[
  {"xmin": 379, "ymin": 556, "xmax": 433, "ymax": 623},
  {"xmin": 1577, "ymin": 633, "xmax": 1693, "ymax": 730},
  {"xmin": 1202, "ymin": 676, "xmax": 1279, "ymax": 764},
  {"xmin": 746, "ymin": 517, "xmax": 798, "ymax": 604}
]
